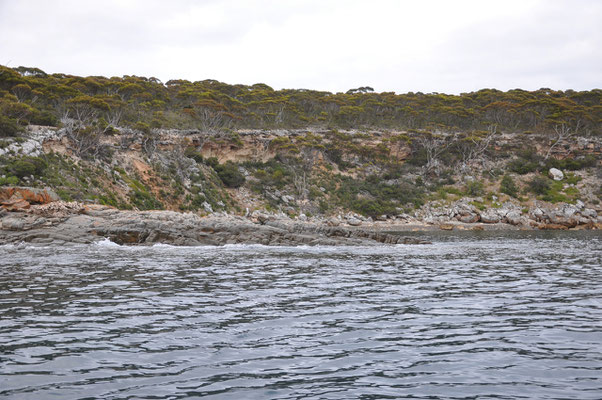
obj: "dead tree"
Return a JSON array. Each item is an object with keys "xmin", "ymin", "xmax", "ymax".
[
  {"xmin": 544, "ymin": 123, "xmax": 578, "ymax": 160},
  {"xmin": 458, "ymin": 125, "xmax": 497, "ymax": 172},
  {"xmin": 416, "ymin": 131, "xmax": 457, "ymax": 177}
]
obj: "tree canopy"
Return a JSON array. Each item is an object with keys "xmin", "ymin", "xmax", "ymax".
[{"xmin": 1, "ymin": 65, "xmax": 600, "ymax": 137}]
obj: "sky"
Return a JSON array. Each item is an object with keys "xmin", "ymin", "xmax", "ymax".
[{"xmin": 0, "ymin": 0, "xmax": 601, "ymax": 94}]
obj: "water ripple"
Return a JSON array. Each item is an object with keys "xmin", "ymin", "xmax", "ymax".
[{"xmin": 1, "ymin": 231, "xmax": 601, "ymax": 399}]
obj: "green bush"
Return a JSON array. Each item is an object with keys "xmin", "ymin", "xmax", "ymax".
[
  {"xmin": 0, "ymin": 175, "xmax": 19, "ymax": 186},
  {"xmin": 500, "ymin": 175, "xmax": 518, "ymax": 197},
  {"xmin": 133, "ymin": 121, "xmax": 151, "ymax": 134},
  {"xmin": 205, "ymin": 157, "xmax": 219, "ymax": 168},
  {"xmin": 31, "ymin": 110, "xmax": 58, "ymax": 126},
  {"xmin": 351, "ymin": 198, "xmax": 395, "ymax": 218},
  {"xmin": 527, "ymin": 176, "xmax": 551, "ymax": 195},
  {"xmin": 185, "ymin": 147, "xmax": 204, "ymax": 163},
  {"xmin": 0, "ymin": 115, "xmax": 23, "ymax": 137},
  {"xmin": 213, "ymin": 161, "xmax": 245, "ymax": 188},
  {"xmin": 130, "ymin": 189, "xmax": 163, "ymax": 210},
  {"xmin": 507, "ymin": 148, "xmax": 543, "ymax": 174},
  {"xmin": 546, "ymin": 155, "xmax": 596, "ymax": 171},
  {"xmin": 464, "ymin": 180, "xmax": 484, "ymax": 196},
  {"xmin": 334, "ymin": 175, "xmax": 424, "ymax": 217},
  {"xmin": 7, "ymin": 157, "xmax": 47, "ymax": 179},
  {"xmin": 507, "ymin": 158, "xmax": 540, "ymax": 174}
]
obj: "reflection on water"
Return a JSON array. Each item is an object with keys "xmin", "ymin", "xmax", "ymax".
[{"xmin": 1, "ymin": 231, "xmax": 601, "ymax": 399}]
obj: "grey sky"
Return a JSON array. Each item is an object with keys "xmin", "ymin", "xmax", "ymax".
[{"xmin": 1, "ymin": 0, "xmax": 600, "ymax": 93}]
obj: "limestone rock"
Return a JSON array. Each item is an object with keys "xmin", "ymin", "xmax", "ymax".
[
  {"xmin": 548, "ymin": 168, "xmax": 564, "ymax": 181},
  {"xmin": 480, "ymin": 210, "xmax": 501, "ymax": 224},
  {"xmin": 1, "ymin": 217, "xmax": 25, "ymax": 231},
  {"xmin": 202, "ymin": 201, "xmax": 213, "ymax": 213},
  {"xmin": 505, "ymin": 211, "xmax": 523, "ymax": 225},
  {"xmin": 459, "ymin": 213, "xmax": 479, "ymax": 223},
  {"xmin": 581, "ymin": 208, "xmax": 597, "ymax": 219},
  {"xmin": 347, "ymin": 217, "xmax": 362, "ymax": 226}
]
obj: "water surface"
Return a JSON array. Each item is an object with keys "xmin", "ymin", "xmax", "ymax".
[{"xmin": 1, "ymin": 231, "xmax": 601, "ymax": 399}]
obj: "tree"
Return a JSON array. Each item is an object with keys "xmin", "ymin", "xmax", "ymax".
[
  {"xmin": 0, "ymin": 114, "xmax": 23, "ymax": 137},
  {"xmin": 544, "ymin": 123, "xmax": 575, "ymax": 160},
  {"xmin": 415, "ymin": 131, "xmax": 457, "ymax": 177},
  {"xmin": 500, "ymin": 175, "xmax": 518, "ymax": 197},
  {"xmin": 456, "ymin": 125, "xmax": 497, "ymax": 173},
  {"xmin": 61, "ymin": 95, "xmax": 111, "ymax": 158}
]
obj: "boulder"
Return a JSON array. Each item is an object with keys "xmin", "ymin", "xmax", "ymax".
[
  {"xmin": 326, "ymin": 218, "xmax": 340, "ymax": 227},
  {"xmin": 1, "ymin": 198, "xmax": 31, "ymax": 211},
  {"xmin": 255, "ymin": 212, "xmax": 271, "ymax": 225},
  {"xmin": 548, "ymin": 168, "xmax": 564, "ymax": 181},
  {"xmin": 505, "ymin": 210, "xmax": 522, "ymax": 225},
  {"xmin": 459, "ymin": 213, "xmax": 479, "ymax": 223},
  {"xmin": 480, "ymin": 210, "xmax": 501, "ymax": 224},
  {"xmin": 281, "ymin": 195, "xmax": 295, "ymax": 204},
  {"xmin": 202, "ymin": 201, "xmax": 213, "ymax": 213},
  {"xmin": 529, "ymin": 207, "xmax": 545, "ymax": 221},
  {"xmin": 347, "ymin": 217, "xmax": 362, "ymax": 226},
  {"xmin": 0, "ymin": 187, "xmax": 59, "ymax": 205},
  {"xmin": 1, "ymin": 217, "xmax": 25, "ymax": 231},
  {"xmin": 561, "ymin": 204, "xmax": 579, "ymax": 219},
  {"xmin": 581, "ymin": 208, "xmax": 597, "ymax": 219}
]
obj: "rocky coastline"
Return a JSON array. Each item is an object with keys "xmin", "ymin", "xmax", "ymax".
[
  {"xmin": 0, "ymin": 193, "xmax": 430, "ymax": 246},
  {"xmin": 1, "ymin": 187, "xmax": 600, "ymax": 247}
]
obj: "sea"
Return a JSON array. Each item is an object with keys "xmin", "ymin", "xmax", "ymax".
[{"xmin": 0, "ymin": 230, "xmax": 601, "ymax": 399}]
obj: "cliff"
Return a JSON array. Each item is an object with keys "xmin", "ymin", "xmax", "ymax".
[{"xmin": 0, "ymin": 124, "xmax": 600, "ymax": 236}]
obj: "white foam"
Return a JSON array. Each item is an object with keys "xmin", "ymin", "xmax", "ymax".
[{"xmin": 95, "ymin": 238, "xmax": 121, "ymax": 247}]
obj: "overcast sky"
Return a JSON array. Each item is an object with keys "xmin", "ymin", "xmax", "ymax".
[{"xmin": 1, "ymin": 0, "xmax": 600, "ymax": 94}]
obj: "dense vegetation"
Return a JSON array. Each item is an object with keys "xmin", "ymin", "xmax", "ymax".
[
  {"xmin": 1, "ymin": 65, "xmax": 600, "ymax": 136},
  {"xmin": 1, "ymin": 65, "xmax": 600, "ymax": 218}
]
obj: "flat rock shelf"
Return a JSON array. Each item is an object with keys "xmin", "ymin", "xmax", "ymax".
[{"xmin": 0, "ymin": 205, "xmax": 429, "ymax": 246}]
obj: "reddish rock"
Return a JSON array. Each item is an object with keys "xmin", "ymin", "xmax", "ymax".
[
  {"xmin": 1, "ymin": 198, "xmax": 30, "ymax": 211},
  {"xmin": 538, "ymin": 223, "xmax": 569, "ymax": 230},
  {"xmin": 1, "ymin": 187, "xmax": 59, "ymax": 211}
]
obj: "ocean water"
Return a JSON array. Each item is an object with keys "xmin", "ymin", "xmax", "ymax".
[{"xmin": 0, "ymin": 231, "xmax": 601, "ymax": 399}]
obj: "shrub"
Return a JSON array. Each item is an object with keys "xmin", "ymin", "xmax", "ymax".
[
  {"xmin": 185, "ymin": 147, "xmax": 203, "ymax": 163},
  {"xmin": 527, "ymin": 176, "xmax": 551, "ymax": 195},
  {"xmin": 213, "ymin": 161, "xmax": 245, "ymax": 188},
  {"xmin": 507, "ymin": 148, "xmax": 543, "ymax": 174},
  {"xmin": 464, "ymin": 180, "xmax": 484, "ymax": 197},
  {"xmin": 500, "ymin": 175, "xmax": 518, "ymax": 197},
  {"xmin": 0, "ymin": 115, "xmax": 23, "ymax": 137},
  {"xmin": 31, "ymin": 110, "xmax": 58, "ymax": 126},
  {"xmin": 9, "ymin": 160, "xmax": 36, "ymax": 178},
  {"xmin": 205, "ymin": 157, "xmax": 219, "ymax": 168},
  {"xmin": 546, "ymin": 155, "xmax": 596, "ymax": 171},
  {"xmin": 133, "ymin": 121, "xmax": 151, "ymax": 134},
  {"xmin": 0, "ymin": 176, "xmax": 19, "ymax": 186},
  {"xmin": 351, "ymin": 198, "xmax": 394, "ymax": 218},
  {"xmin": 507, "ymin": 158, "xmax": 539, "ymax": 174}
]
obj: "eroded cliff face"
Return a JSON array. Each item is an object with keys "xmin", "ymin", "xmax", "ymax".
[{"xmin": 1, "ymin": 125, "xmax": 601, "ymax": 228}]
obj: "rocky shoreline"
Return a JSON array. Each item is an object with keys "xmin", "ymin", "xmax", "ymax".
[
  {"xmin": 0, "ymin": 201, "xmax": 431, "ymax": 247},
  {"xmin": 1, "ymin": 187, "xmax": 600, "ymax": 247}
]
